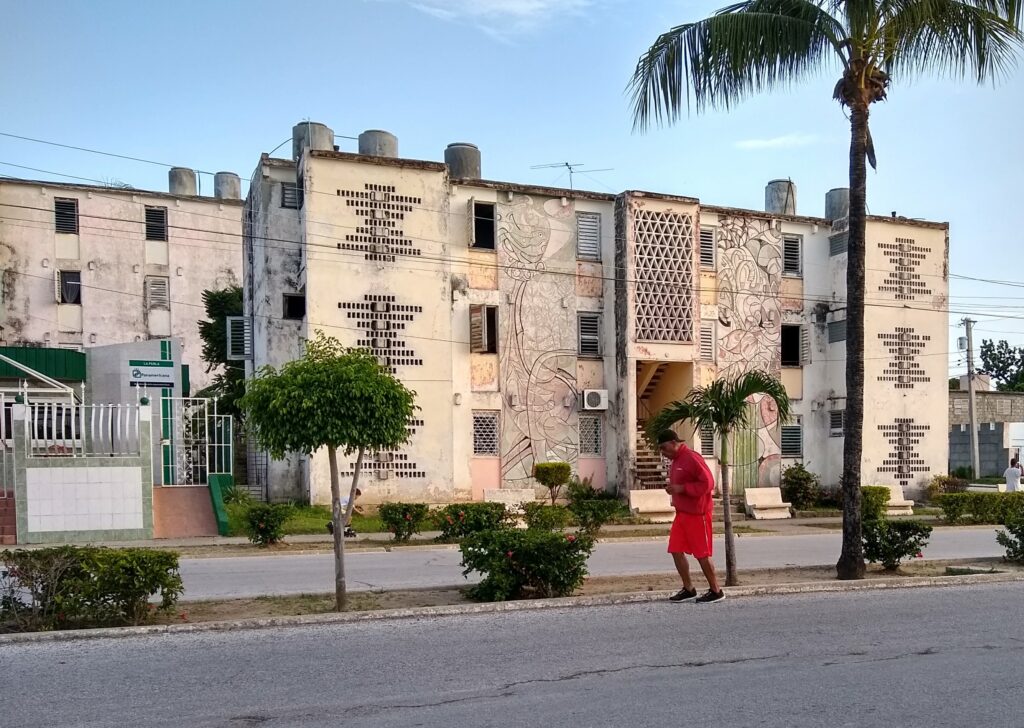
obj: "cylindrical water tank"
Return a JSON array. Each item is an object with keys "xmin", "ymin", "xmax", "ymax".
[
  {"xmin": 169, "ymin": 167, "xmax": 197, "ymax": 196},
  {"xmin": 291, "ymin": 121, "xmax": 335, "ymax": 161},
  {"xmin": 445, "ymin": 143, "xmax": 481, "ymax": 179},
  {"xmin": 358, "ymin": 130, "xmax": 398, "ymax": 158},
  {"xmin": 825, "ymin": 187, "xmax": 850, "ymax": 222},
  {"xmin": 214, "ymin": 172, "xmax": 241, "ymax": 200},
  {"xmin": 765, "ymin": 179, "xmax": 797, "ymax": 215}
]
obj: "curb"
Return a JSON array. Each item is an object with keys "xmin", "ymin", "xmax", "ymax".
[{"xmin": 3, "ymin": 570, "xmax": 1022, "ymax": 645}]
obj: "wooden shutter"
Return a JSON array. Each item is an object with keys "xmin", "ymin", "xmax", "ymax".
[
  {"xmin": 827, "ymin": 319, "xmax": 846, "ymax": 343},
  {"xmin": 145, "ymin": 276, "xmax": 170, "ymax": 310},
  {"xmin": 145, "ymin": 206, "xmax": 168, "ymax": 241},
  {"xmin": 54, "ymin": 198, "xmax": 78, "ymax": 234},
  {"xmin": 467, "ymin": 197, "xmax": 477, "ymax": 247},
  {"xmin": 800, "ymin": 325, "xmax": 811, "ymax": 365},
  {"xmin": 281, "ymin": 182, "xmax": 302, "ymax": 209},
  {"xmin": 576, "ymin": 212, "xmax": 601, "ymax": 260},
  {"xmin": 469, "ymin": 304, "xmax": 486, "ymax": 353},
  {"xmin": 700, "ymin": 321, "xmax": 716, "ymax": 361},
  {"xmin": 780, "ymin": 423, "xmax": 803, "ymax": 458},
  {"xmin": 783, "ymin": 235, "xmax": 802, "ymax": 275},
  {"xmin": 699, "ymin": 227, "xmax": 715, "ymax": 269},
  {"xmin": 226, "ymin": 316, "xmax": 253, "ymax": 360},
  {"xmin": 578, "ymin": 313, "xmax": 601, "ymax": 356}
]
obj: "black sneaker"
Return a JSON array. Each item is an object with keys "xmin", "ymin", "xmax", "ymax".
[
  {"xmin": 326, "ymin": 521, "xmax": 334, "ymax": 535},
  {"xmin": 344, "ymin": 527, "xmax": 357, "ymax": 538},
  {"xmin": 695, "ymin": 589, "xmax": 726, "ymax": 605},
  {"xmin": 669, "ymin": 587, "xmax": 698, "ymax": 602}
]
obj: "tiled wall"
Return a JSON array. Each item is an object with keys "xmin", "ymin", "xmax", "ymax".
[{"xmin": 25, "ymin": 466, "xmax": 144, "ymax": 532}]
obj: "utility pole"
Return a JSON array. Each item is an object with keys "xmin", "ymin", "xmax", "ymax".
[{"xmin": 963, "ymin": 318, "xmax": 980, "ymax": 480}]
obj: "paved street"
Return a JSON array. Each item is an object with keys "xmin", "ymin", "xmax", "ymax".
[
  {"xmin": 178, "ymin": 527, "xmax": 1005, "ymax": 600},
  {"xmin": 4, "ymin": 583, "xmax": 1022, "ymax": 727}
]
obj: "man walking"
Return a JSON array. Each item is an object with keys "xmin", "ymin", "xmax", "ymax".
[
  {"xmin": 658, "ymin": 430, "xmax": 725, "ymax": 604},
  {"xmin": 1005, "ymin": 459, "xmax": 1022, "ymax": 493}
]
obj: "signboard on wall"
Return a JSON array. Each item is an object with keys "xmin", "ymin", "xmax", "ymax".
[{"xmin": 128, "ymin": 359, "xmax": 175, "ymax": 388}]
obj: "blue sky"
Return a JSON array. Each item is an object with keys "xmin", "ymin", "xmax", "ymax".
[{"xmin": 2, "ymin": 0, "xmax": 1023, "ymax": 374}]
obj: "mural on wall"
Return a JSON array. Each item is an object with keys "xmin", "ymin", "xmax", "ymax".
[
  {"xmin": 711, "ymin": 213, "xmax": 784, "ymax": 489},
  {"xmin": 497, "ymin": 196, "xmax": 578, "ymax": 488}
]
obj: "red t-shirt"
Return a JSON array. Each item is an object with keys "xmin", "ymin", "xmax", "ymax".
[{"xmin": 669, "ymin": 445, "xmax": 715, "ymax": 514}]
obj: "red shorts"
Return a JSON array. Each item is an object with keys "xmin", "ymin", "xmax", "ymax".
[{"xmin": 668, "ymin": 512, "xmax": 713, "ymax": 558}]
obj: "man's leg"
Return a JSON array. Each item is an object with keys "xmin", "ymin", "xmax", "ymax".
[
  {"xmin": 672, "ymin": 552, "xmax": 694, "ymax": 591},
  {"xmin": 696, "ymin": 557, "xmax": 721, "ymax": 594}
]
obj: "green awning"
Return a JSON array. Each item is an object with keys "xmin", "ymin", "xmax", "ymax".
[{"xmin": 0, "ymin": 346, "xmax": 87, "ymax": 381}]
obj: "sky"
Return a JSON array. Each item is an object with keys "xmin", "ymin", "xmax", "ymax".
[{"xmin": 2, "ymin": 0, "xmax": 1023, "ymax": 376}]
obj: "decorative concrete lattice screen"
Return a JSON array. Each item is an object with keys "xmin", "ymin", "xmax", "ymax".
[
  {"xmin": 878, "ymin": 238, "xmax": 933, "ymax": 301},
  {"xmin": 579, "ymin": 414, "xmax": 602, "ymax": 456},
  {"xmin": 339, "ymin": 294, "xmax": 423, "ymax": 373},
  {"xmin": 473, "ymin": 411, "xmax": 500, "ymax": 456},
  {"xmin": 878, "ymin": 327, "xmax": 932, "ymax": 389},
  {"xmin": 632, "ymin": 209, "xmax": 695, "ymax": 342},
  {"xmin": 339, "ymin": 183, "xmax": 423, "ymax": 263},
  {"xmin": 339, "ymin": 418, "xmax": 426, "ymax": 480},
  {"xmin": 878, "ymin": 418, "xmax": 931, "ymax": 488}
]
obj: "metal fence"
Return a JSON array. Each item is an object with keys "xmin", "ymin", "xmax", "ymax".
[
  {"xmin": 160, "ymin": 398, "xmax": 233, "ymax": 486},
  {"xmin": 26, "ymin": 402, "xmax": 141, "ymax": 458}
]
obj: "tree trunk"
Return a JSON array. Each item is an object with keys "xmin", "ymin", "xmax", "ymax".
[
  {"xmin": 837, "ymin": 103, "xmax": 869, "ymax": 581},
  {"xmin": 343, "ymin": 447, "xmax": 364, "ymax": 526},
  {"xmin": 331, "ymin": 446, "xmax": 365, "ymax": 612},
  {"xmin": 720, "ymin": 434, "xmax": 738, "ymax": 587}
]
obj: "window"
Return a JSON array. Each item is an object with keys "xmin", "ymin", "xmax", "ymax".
[
  {"xmin": 470, "ymin": 304, "xmax": 498, "ymax": 354},
  {"xmin": 145, "ymin": 206, "xmax": 168, "ymax": 241},
  {"xmin": 783, "ymin": 234, "xmax": 802, "ymax": 276},
  {"xmin": 473, "ymin": 411, "xmax": 500, "ymax": 455},
  {"xmin": 829, "ymin": 232, "xmax": 848, "ymax": 256},
  {"xmin": 829, "ymin": 410, "xmax": 846, "ymax": 437},
  {"xmin": 56, "ymin": 270, "xmax": 82, "ymax": 304},
  {"xmin": 144, "ymin": 276, "xmax": 170, "ymax": 309},
  {"xmin": 828, "ymin": 319, "xmax": 847, "ymax": 343},
  {"xmin": 281, "ymin": 182, "xmax": 303, "ymax": 209},
  {"xmin": 579, "ymin": 414, "xmax": 603, "ymax": 456},
  {"xmin": 576, "ymin": 212, "xmax": 601, "ymax": 261},
  {"xmin": 283, "ymin": 293, "xmax": 306, "ymax": 320},
  {"xmin": 54, "ymin": 198, "xmax": 79, "ymax": 234},
  {"xmin": 699, "ymin": 227, "xmax": 716, "ymax": 269},
  {"xmin": 578, "ymin": 312, "xmax": 602, "ymax": 357},
  {"xmin": 699, "ymin": 422, "xmax": 715, "ymax": 457},
  {"xmin": 699, "ymin": 321, "xmax": 716, "ymax": 362},
  {"xmin": 781, "ymin": 420, "xmax": 803, "ymax": 458},
  {"xmin": 470, "ymin": 200, "xmax": 496, "ymax": 250},
  {"xmin": 781, "ymin": 324, "xmax": 809, "ymax": 367}
]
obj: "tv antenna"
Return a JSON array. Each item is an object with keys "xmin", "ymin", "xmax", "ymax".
[{"xmin": 530, "ymin": 162, "xmax": 614, "ymax": 192}]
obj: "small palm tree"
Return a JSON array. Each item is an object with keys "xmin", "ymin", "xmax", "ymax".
[
  {"xmin": 630, "ymin": 1, "xmax": 1022, "ymax": 580},
  {"xmin": 648, "ymin": 371, "xmax": 791, "ymax": 586}
]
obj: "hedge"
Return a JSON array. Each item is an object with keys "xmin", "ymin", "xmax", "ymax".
[{"xmin": 936, "ymin": 492, "xmax": 1024, "ymax": 525}]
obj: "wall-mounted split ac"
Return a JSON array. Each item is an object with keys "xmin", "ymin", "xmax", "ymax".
[{"xmin": 582, "ymin": 389, "xmax": 609, "ymax": 411}]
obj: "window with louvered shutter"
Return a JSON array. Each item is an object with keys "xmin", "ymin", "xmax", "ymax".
[
  {"xmin": 699, "ymin": 422, "xmax": 715, "ymax": 457},
  {"xmin": 699, "ymin": 227, "xmax": 716, "ymax": 269},
  {"xmin": 54, "ymin": 198, "xmax": 79, "ymax": 234},
  {"xmin": 145, "ymin": 206, "xmax": 168, "ymax": 241},
  {"xmin": 281, "ymin": 182, "xmax": 302, "ymax": 209},
  {"xmin": 783, "ymin": 235, "xmax": 802, "ymax": 276},
  {"xmin": 470, "ymin": 305, "xmax": 498, "ymax": 354},
  {"xmin": 829, "ymin": 232, "xmax": 848, "ymax": 256},
  {"xmin": 700, "ymin": 321, "xmax": 716, "ymax": 361},
  {"xmin": 579, "ymin": 415, "xmax": 603, "ymax": 455},
  {"xmin": 829, "ymin": 410, "xmax": 845, "ymax": 437},
  {"xmin": 226, "ymin": 316, "xmax": 253, "ymax": 360},
  {"xmin": 144, "ymin": 276, "xmax": 170, "ymax": 310},
  {"xmin": 828, "ymin": 319, "xmax": 847, "ymax": 343},
  {"xmin": 576, "ymin": 212, "xmax": 601, "ymax": 260},
  {"xmin": 780, "ymin": 423, "xmax": 803, "ymax": 458},
  {"xmin": 578, "ymin": 313, "xmax": 601, "ymax": 357}
]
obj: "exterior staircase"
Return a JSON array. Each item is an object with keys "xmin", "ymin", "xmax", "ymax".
[{"xmin": 0, "ymin": 494, "xmax": 16, "ymax": 545}]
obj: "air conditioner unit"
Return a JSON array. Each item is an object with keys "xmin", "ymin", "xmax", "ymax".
[
  {"xmin": 372, "ymin": 226, "xmax": 388, "ymax": 238},
  {"xmin": 371, "ymin": 320, "xmax": 391, "ymax": 331},
  {"xmin": 373, "ymin": 338, "xmax": 390, "ymax": 350},
  {"xmin": 583, "ymin": 389, "xmax": 609, "ymax": 411},
  {"xmin": 372, "ymin": 301, "xmax": 391, "ymax": 314},
  {"xmin": 375, "ymin": 469, "xmax": 391, "ymax": 481},
  {"xmin": 374, "ymin": 452, "xmax": 394, "ymax": 464},
  {"xmin": 376, "ymin": 355, "xmax": 391, "ymax": 367}
]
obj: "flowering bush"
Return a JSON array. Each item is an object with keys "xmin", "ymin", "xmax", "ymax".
[
  {"xmin": 459, "ymin": 529, "xmax": 594, "ymax": 601},
  {"xmin": 244, "ymin": 503, "xmax": 294, "ymax": 546},
  {"xmin": 521, "ymin": 503, "xmax": 572, "ymax": 531},
  {"xmin": 434, "ymin": 503, "xmax": 511, "ymax": 541},
  {"xmin": 377, "ymin": 502, "xmax": 431, "ymax": 542},
  {"xmin": 862, "ymin": 520, "xmax": 933, "ymax": 571},
  {"xmin": 861, "ymin": 486, "xmax": 891, "ymax": 522}
]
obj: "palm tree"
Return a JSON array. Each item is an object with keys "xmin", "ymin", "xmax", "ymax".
[
  {"xmin": 648, "ymin": 370, "xmax": 791, "ymax": 586},
  {"xmin": 630, "ymin": 1, "xmax": 1022, "ymax": 580}
]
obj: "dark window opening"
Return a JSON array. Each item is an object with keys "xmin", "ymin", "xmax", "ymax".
[
  {"xmin": 54, "ymin": 198, "xmax": 79, "ymax": 234},
  {"xmin": 473, "ymin": 202, "xmax": 496, "ymax": 250},
  {"xmin": 283, "ymin": 293, "xmax": 306, "ymax": 320},
  {"xmin": 145, "ymin": 206, "xmax": 168, "ymax": 241},
  {"xmin": 58, "ymin": 270, "xmax": 82, "ymax": 305},
  {"xmin": 484, "ymin": 305, "xmax": 498, "ymax": 353},
  {"xmin": 781, "ymin": 324, "xmax": 801, "ymax": 367},
  {"xmin": 281, "ymin": 182, "xmax": 303, "ymax": 209}
]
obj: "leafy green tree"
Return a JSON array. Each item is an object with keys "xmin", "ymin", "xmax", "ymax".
[
  {"xmin": 240, "ymin": 332, "xmax": 416, "ymax": 609},
  {"xmin": 979, "ymin": 339, "xmax": 1024, "ymax": 391},
  {"xmin": 648, "ymin": 371, "xmax": 790, "ymax": 586},
  {"xmin": 630, "ymin": 1, "xmax": 1022, "ymax": 580},
  {"xmin": 195, "ymin": 286, "xmax": 245, "ymax": 421}
]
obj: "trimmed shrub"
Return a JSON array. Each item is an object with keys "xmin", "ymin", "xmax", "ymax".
[
  {"xmin": 862, "ymin": 520, "xmax": 933, "ymax": 571},
  {"xmin": 781, "ymin": 464, "xmax": 821, "ymax": 511},
  {"xmin": 566, "ymin": 475, "xmax": 617, "ymax": 504},
  {"xmin": 0, "ymin": 546, "xmax": 183, "ymax": 631},
  {"xmin": 569, "ymin": 498, "xmax": 622, "ymax": 535},
  {"xmin": 521, "ymin": 503, "xmax": 572, "ymax": 531},
  {"xmin": 925, "ymin": 475, "xmax": 969, "ymax": 503},
  {"xmin": 434, "ymin": 503, "xmax": 510, "ymax": 542},
  {"xmin": 937, "ymin": 492, "xmax": 1024, "ymax": 525},
  {"xmin": 996, "ymin": 517, "xmax": 1024, "ymax": 563},
  {"xmin": 533, "ymin": 462, "xmax": 572, "ymax": 505},
  {"xmin": 460, "ymin": 529, "xmax": 594, "ymax": 601},
  {"xmin": 244, "ymin": 503, "xmax": 294, "ymax": 546},
  {"xmin": 377, "ymin": 502, "xmax": 431, "ymax": 542},
  {"xmin": 951, "ymin": 466, "xmax": 974, "ymax": 481},
  {"xmin": 861, "ymin": 486, "xmax": 891, "ymax": 522}
]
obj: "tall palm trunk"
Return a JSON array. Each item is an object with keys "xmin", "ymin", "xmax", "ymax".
[
  {"xmin": 837, "ymin": 102, "xmax": 869, "ymax": 581},
  {"xmin": 330, "ymin": 446, "xmax": 365, "ymax": 610},
  {"xmin": 719, "ymin": 433, "xmax": 738, "ymax": 586}
]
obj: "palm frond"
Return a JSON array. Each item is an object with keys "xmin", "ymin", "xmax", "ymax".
[
  {"xmin": 646, "ymin": 400, "xmax": 697, "ymax": 445},
  {"xmin": 727, "ymin": 370, "xmax": 794, "ymax": 425},
  {"xmin": 629, "ymin": 0, "xmax": 848, "ymax": 128}
]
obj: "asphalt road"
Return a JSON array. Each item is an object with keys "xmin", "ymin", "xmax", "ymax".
[
  {"xmin": 177, "ymin": 527, "xmax": 1005, "ymax": 600},
  {"xmin": 4, "ymin": 583, "xmax": 1023, "ymax": 727}
]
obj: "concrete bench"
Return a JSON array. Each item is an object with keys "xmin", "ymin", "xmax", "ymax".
[
  {"xmin": 743, "ymin": 487, "xmax": 793, "ymax": 520},
  {"xmin": 882, "ymin": 485, "xmax": 915, "ymax": 516},
  {"xmin": 628, "ymin": 489, "xmax": 674, "ymax": 523}
]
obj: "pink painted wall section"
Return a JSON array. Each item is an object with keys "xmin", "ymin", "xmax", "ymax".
[
  {"xmin": 470, "ymin": 458, "xmax": 501, "ymax": 500},
  {"xmin": 577, "ymin": 458, "xmax": 607, "ymax": 491}
]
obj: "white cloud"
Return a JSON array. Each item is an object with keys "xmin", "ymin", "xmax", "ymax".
[
  {"xmin": 394, "ymin": 0, "xmax": 593, "ymax": 38},
  {"xmin": 734, "ymin": 133, "xmax": 820, "ymax": 151}
]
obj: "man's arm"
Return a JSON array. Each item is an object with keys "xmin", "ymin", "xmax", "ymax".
[{"xmin": 678, "ymin": 457, "xmax": 715, "ymax": 497}]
